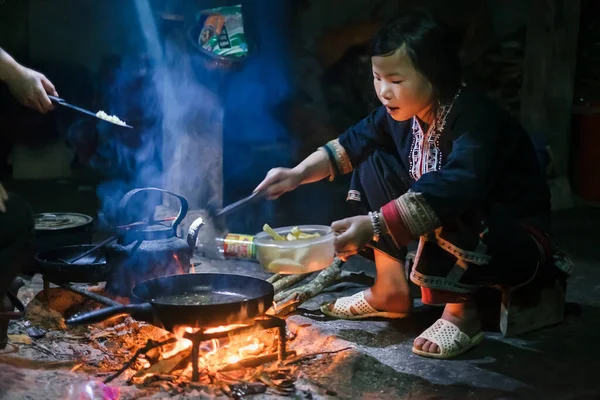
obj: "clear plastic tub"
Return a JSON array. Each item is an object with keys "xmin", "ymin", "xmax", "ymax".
[{"xmin": 254, "ymin": 225, "xmax": 335, "ymax": 274}]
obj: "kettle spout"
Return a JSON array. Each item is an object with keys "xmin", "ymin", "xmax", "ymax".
[{"xmin": 187, "ymin": 216, "xmax": 205, "ymax": 249}]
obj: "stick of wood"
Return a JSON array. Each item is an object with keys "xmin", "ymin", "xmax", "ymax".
[
  {"xmin": 283, "ymin": 346, "xmax": 353, "ymax": 365},
  {"xmin": 218, "ymin": 351, "xmax": 297, "ymax": 372},
  {"xmin": 274, "ymin": 286, "xmax": 302, "ymax": 303},
  {"xmin": 273, "ymin": 273, "xmax": 310, "ymax": 294},
  {"xmin": 103, "ymin": 337, "xmax": 178, "ymax": 384},
  {"xmin": 273, "ymin": 259, "xmax": 344, "ymax": 316},
  {"xmin": 267, "ymin": 274, "xmax": 282, "ymax": 284}
]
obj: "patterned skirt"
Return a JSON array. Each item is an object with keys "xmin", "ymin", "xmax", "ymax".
[{"xmin": 346, "ymin": 148, "xmax": 551, "ymax": 304}]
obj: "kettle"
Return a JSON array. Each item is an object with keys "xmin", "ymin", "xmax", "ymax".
[{"xmin": 104, "ymin": 188, "xmax": 193, "ymax": 297}]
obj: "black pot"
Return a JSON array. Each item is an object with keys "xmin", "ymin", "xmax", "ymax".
[
  {"xmin": 34, "ymin": 213, "xmax": 94, "ymax": 252},
  {"xmin": 35, "ymin": 244, "xmax": 112, "ymax": 284}
]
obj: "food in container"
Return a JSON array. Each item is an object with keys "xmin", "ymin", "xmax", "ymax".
[{"xmin": 254, "ymin": 225, "xmax": 334, "ymax": 274}]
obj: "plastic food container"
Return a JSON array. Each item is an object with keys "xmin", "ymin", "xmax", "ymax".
[{"xmin": 254, "ymin": 225, "xmax": 335, "ymax": 274}]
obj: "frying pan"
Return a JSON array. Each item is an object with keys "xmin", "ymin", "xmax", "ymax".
[
  {"xmin": 65, "ymin": 273, "xmax": 274, "ymax": 331},
  {"xmin": 35, "ymin": 244, "xmax": 112, "ymax": 283}
]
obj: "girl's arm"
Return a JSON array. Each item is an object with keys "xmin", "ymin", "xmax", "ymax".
[{"xmin": 322, "ymin": 105, "xmax": 395, "ymax": 181}]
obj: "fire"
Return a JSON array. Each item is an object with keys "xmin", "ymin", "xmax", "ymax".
[
  {"xmin": 172, "ymin": 254, "xmax": 184, "ymax": 274},
  {"xmin": 161, "ymin": 326, "xmax": 194, "ymax": 359},
  {"xmin": 157, "ymin": 323, "xmax": 270, "ymax": 374},
  {"xmin": 203, "ymin": 324, "xmax": 247, "ymax": 334},
  {"xmin": 227, "ymin": 355, "xmax": 241, "ymax": 364}
]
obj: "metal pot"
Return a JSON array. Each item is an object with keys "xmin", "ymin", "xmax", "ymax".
[{"xmin": 34, "ymin": 212, "xmax": 94, "ymax": 252}]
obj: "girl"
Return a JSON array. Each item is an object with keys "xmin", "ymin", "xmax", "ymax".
[{"xmin": 255, "ymin": 11, "xmax": 552, "ymax": 359}]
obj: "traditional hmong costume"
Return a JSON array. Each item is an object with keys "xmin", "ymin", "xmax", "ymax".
[{"xmin": 321, "ymin": 86, "xmax": 554, "ymax": 304}]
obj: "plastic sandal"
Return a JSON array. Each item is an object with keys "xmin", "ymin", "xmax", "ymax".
[
  {"xmin": 320, "ymin": 291, "xmax": 409, "ymax": 320},
  {"xmin": 412, "ymin": 318, "xmax": 484, "ymax": 359}
]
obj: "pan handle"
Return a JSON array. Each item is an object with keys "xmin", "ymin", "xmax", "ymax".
[{"xmin": 65, "ymin": 303, "xmax": 153, "ymax": 325}]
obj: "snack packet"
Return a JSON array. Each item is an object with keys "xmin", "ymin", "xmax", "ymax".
[{"xmin": 197, "ymin": 4, "xmax": 248, "ymax": 58}]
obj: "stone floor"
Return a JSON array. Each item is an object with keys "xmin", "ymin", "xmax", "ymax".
[{"xmin": 3, "ymin": 176, "xmax": 600, "ymax": 399}]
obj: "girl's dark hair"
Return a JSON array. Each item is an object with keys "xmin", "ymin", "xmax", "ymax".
[{"xmin": 370, "ymin": 11, "xmax": 461, "ymax": 104}]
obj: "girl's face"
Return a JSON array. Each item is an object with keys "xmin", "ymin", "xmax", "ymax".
[{"xmin": 372, "ymin": 46, "xmax": 434, "ymax": 122}]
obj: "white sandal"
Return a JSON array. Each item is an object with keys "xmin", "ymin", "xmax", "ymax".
[
  {"xmin": 412, "ymin": 319, "xmax": 484, "ymax": 359},
  {"xmin": 320, "ymin": 291, "xmax": 409, "ymax": 320}
]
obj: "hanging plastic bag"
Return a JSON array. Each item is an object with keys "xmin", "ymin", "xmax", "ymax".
[{"xmin": 196, "ymin": 4, "xmax": 248, "ymax": 58}]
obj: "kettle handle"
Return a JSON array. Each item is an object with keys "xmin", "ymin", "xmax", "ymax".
[{"xmin": 117, "ymin": 188, "xmax": 188, "ymax": 232}]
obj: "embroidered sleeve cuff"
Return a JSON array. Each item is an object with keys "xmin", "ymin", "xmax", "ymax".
[
  {"xmin": 381, "ymin": 191, "xmax": 441, "ymax": 246},
  {"xmin": 323, "ymin": 139, "xmax": 353, "ymax": 180}
]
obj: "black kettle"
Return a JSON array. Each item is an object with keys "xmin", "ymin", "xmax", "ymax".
[{"xmin": 104, "ymin": 187, "xmax": 193, "ymax": 297}]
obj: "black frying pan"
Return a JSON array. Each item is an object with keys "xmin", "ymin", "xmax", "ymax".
[
  {"xmin": 35, "ymin": 244, "xmax": 112, "ymax": 283},
  {"xmin": 65, "ymin": 273, "xmax": 274, "ymax": 331}
]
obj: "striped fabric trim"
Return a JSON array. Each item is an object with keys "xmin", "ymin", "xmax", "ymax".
[
  {"xmin": 393, "ymin": 191, "xmax": 441, "ymax": 237},
  {"xmin": 323, "ymin": 139, "xmax": 353, "ymax": 179}
]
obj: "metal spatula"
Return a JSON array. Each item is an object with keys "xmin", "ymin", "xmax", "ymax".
[{"xmin": 49, "ymin": 95, "xmax": 133, "ymax": 129}]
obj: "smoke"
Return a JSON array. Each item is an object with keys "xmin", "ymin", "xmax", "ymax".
[{"xmin": 71, "ymin": 0, "xmax": 295, "ymax": 235}]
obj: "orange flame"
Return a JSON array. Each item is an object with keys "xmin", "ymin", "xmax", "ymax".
[
  {"xmin": 157, "ymin": 322, "xmax": 269, "ymax": 373},
  {"xmin": 172, "ymin": 254, "xmax": 184, "ymax": 274}
]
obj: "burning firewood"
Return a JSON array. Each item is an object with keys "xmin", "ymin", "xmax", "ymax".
[
  {"xmin": 218, "ymin": 350, "xmax": 297, "ymax": 372},
  {"xmin": 103, "ymin": 337, "xmax": 178, "ymax": 383},
  {"xmin": 132, "ymin": 348, "xmax": 191, "ymax": 378}
]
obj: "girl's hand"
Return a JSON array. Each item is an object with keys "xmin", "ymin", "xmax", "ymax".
[
  {"xmin": 254, "ymin": 168, "xmax": 303, "ymax": 199},
  {"xmin": 331, "ymin": 215, "xmax": 373, "ymax": 261}
]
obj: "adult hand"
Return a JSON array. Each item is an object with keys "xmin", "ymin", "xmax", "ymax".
[
  {"xmin": 0, "ymin": 182, "xmax": 8, "ymax": 213},
  {"xmin": 331, "ymin": 215, "xmax": 373, "ymax": 261},
  {"xmin": 6, "ymin": 65, "xmax": 57, "ymax": 113},
  {"xmin": 254, "ymin": 167, "xmax": 303, "ymax": 199}
]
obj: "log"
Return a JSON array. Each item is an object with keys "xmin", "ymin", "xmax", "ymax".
[
  {"xmin": 133, "ymin": 349, "xmax": 191, "ymax": 377},
  {"xmin": 272, "ymin": 273, "xmax": 310, "ymax": 294},
  {"xmin": 103, "ymin": 337, "xmax": 178, "ymax": 384},
  {"xmin": 218, "ymin": 351, "xmax": 297, "ymax": 372},
  {"xmin": 272, "ymin": 259, "xmax": 344, "ymax": 316},
  {"xmin": 267, "ymin": 274, "xmax": 282, "ymax": 284}
]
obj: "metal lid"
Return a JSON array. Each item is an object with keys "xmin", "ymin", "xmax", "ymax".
[{"xmin": 34, "ymin": 213, "xmax": 93, "ymax": 231}]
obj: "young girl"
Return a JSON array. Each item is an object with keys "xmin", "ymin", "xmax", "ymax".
[{"xmin": 255, "ymin": 11, "xmax": 552, "ymax": 359}]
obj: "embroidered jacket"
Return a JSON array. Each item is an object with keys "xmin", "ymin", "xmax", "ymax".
[{"xmin": 322, "ymin": 87, "xmax": 551, "ymax": 247}]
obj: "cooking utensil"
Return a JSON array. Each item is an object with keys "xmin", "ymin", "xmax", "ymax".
[
  {"xmin": 254, "ymin": 225, "xmax": 335, "ymax": 274},
  {"xmin": 105, "ymin": 187, "xmax": 192, "ymax": 297},
  {"xmin": 216, "ymin": 191, "xmax": 267, "ymax": 220},
  {"xmin": 60, "ymin": 216, "xmax": 179, "ymax": 265},
  {"xmin": 59, "ymin": 235, "xmax": 118, "ymax": 264},
  {"xmin": 65, "ymin": 273, "xmax": 274, "ymax": 331},
  {"xmin": 35, "ymin": 244, "xmax": 112, "ymax": 283},
  {"xmin": 194, "ymin": 190, "xmax": 267, "ymax": 240},
  {"xmin": 48, "ymin": 95, "xmax": 133, "ymax": 129},
  {"xmin": 34, "ymin": 212, "xmax": 94, "ymax": 252}
]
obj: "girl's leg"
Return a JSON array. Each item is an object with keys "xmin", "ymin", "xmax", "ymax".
[
  {"xmin": 323, "ymin": 149, "xmax": 414, "ymax": 317},
  {"xmin": 411, "ymin": 204, "xmax": 548, "ymax": 357},
  {"xmin": 326, "ymin": 248, "xmax": 412, "ymax": 316},
  {"xmin": 413, "ymin": 301, "xmax": 481, "ymax": 354}
]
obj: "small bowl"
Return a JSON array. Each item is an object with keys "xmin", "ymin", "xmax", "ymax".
[{"xmin": 254, "ymin": 225, "xmax": 335, "ymax": 275}]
